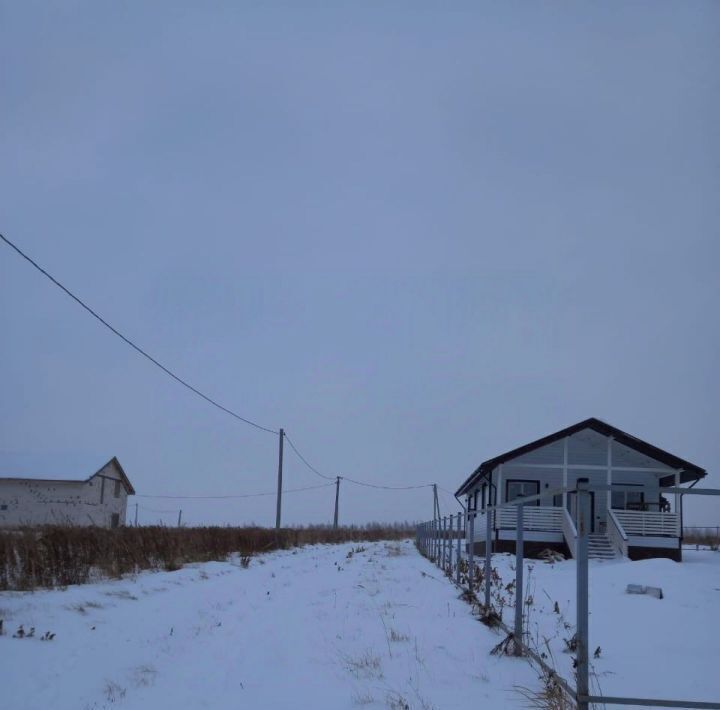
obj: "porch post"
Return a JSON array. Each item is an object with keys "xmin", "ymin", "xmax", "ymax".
[
  {"xmin": 562, "ymin": 438, "xmax": 568, "ymax": 510},
  {"xmin": 576, "ymin": 478, "xmax": 591, "ymax": 710},
  {"xmin": 607, "ymin": 436, "xmax": 613, "ymax": 526},
  {"xmin": 675, "ymin": 470, "xmax": 681, "ymax": 535}
]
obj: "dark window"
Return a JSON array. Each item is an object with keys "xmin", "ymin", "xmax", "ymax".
[
  {"xmin": 0, "ymin": 504, "xmax": 7, "ymax": 511},
  {"xmin": 553, "ymin": 494, "xmax": 563, "ymax": 507},
  {"xmin": 506, "ymin": 480, "xmax": 540, "ymax": 505},
  {"xmin": 612, "ymin": 486, "xmax": 644, "ymax": 510},
  {"xmin": 480, "ymin": 483, "xmax": 487, "ymax": 510},
  {"xmin": 111, "ymin": 513, "xmax": 120, "ymax": 529},
  {"xmin": 114, "ymin": 479, "xmax": 121, "ymax": 498}
]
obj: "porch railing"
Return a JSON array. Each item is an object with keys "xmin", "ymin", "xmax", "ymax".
[
  {"xmin": 607, "ymin": 510, "xmax": 629, "ymax": 557},
  {"xmin": 561, "ymin": 507, "xmax": 578, "ymax": 559},
  {"xmin": 496, "ymin": 506, "xmax": 564, "ymax": 532},
  {"xmin": 611, "ymin": 510, "xmax": 679, "ymax": 537}
]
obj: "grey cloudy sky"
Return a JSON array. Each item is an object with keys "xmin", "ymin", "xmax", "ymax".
[{"xmin": 1, "ymin": 2, "xmax": 718, "ymax": 526}]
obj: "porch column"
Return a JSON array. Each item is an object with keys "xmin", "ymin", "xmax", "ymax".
[
  {"xmin": 562, "ymin": 438, "xmax": 568, "ymax": 509},
  {"xmin": 607, "ymin": 437, "xmax": 613, "ymax": 523},
  {"xmin": 675, "ymin": 470, "xmax": 681, "ymax": 535}
]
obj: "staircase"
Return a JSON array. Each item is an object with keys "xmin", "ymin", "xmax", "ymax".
[{"xmin": 588, "ymin": 533, "xmax": 617, "ymax": 560}]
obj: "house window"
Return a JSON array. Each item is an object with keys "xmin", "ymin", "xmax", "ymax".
[
  {"xmin": 506, "ymin": 480, "xmax": 540, "ymax": 505},
  {"xmin": 480, "ymin": 483, "xmax": 487, "ymax": 510},
  {"xmin": 0, "ymin": 504, "xmax": 7, "ymax": 510},
  {"xmin": 111, "ymin": 513, "xmax": 120, "ymax": 529},
  {"xmin": 114, "ymin": 479, "xmax": 121, "ymax": 498},
  {"xmin": 612, "ymin": 486, "xmax": 644, "ymax": 511}
]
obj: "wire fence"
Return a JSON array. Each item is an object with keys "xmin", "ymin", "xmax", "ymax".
[{"xmin": 416, "ymin": 482, "xmax": 720, "ymax": 710}]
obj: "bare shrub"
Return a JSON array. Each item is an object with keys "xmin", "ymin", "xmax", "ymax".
[{"xmin": 0, "ymin": 523, "xmax": 414, "ymax": 591}]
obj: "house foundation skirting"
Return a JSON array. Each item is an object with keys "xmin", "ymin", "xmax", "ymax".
[{"xmin": 470, "ymin": 540, "xmax": 571, "ymax": 559}]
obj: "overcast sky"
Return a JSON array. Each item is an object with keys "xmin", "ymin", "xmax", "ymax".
[{"xmin": 1, "ymin": 2, "xmax": 718, "ymax": 526}]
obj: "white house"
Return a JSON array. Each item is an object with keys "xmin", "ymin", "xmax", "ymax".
[
  {"xmin": 0, "ymin": 456, "xmax": 134, "ymax": 528},
  {"xmin": 456, "ymin": 418, "xmax": 707, "ymax": 561}
]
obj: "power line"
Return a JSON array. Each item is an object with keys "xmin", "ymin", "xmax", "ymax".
[
  {"xmin": 284, "ymin": 431, "xmax": 434, "ymax": 490},
  {"xmin": 283, "ymin": 433, "xmax": 335, "ymax": 481},
  {"xmin": 342, "ymin": 476, "xmax": 435, "ymax": 491},
  {"xmin": 135, "ymin": 482, "xmax": 334, "ymax": 500},
  {"xmin": 0, "ymin": 232, "xmax": 278, "ymax": 435}
]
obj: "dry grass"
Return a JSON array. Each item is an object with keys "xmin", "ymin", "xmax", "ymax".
[
  {"xmin": 684, "ymin": 527, "xmax": 720, "ymax": 550},
  {"xmin": 0, "ymin": 523, "xmax": 413, "ymax": 591}
]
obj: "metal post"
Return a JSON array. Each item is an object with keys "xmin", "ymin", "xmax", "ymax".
[
  {"xmin": 576, "ymin": 478, "xmax": 590, "ymax": 710},
  {"xmin": 456, "ymin": 512, "xmax": 462, "ymax": 585},
  {"xmin": 514, "ymin": 503, "xmax": 524, "ymax": 655},
  {"xmin": 134, "ymin": 502, "xmax": 138, "ymax": 526},
  {"xmin": 448, "ymin": 513, "xmax": 454, "ymax": 571},
  {"xmin": 485, "ymin": 506, "xmax": 492, "ymax": 610},
  {"xmin": 468, "ymin": 513, "xmax": 475, "ymax": 591},
  {"xmin": 333, "ymin": 476, "xmax": 340, "ymax": 529},
  {"xmin": 275, "ymin": 428, "xmax": 284, "ymax": 530},
  {"xmin": 177, "ymin": 509, "xmax": 182, "ymax": 527},
  {"xmin": 440, "ymin": 515, "xmax": 447, "ymax": 570}
]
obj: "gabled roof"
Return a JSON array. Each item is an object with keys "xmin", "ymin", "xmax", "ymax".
[
  {"xmin": 455, "ymin": 418, "xmax": 706, "ymax": 496},
  {"xmin": 0, "ymin": 454, "xmax": 135, "ymax": 495}
]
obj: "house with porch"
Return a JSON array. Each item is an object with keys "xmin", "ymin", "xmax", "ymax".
[{"xmin": 456, "ymin": 418, "xmax": 706, "ymax": 562}]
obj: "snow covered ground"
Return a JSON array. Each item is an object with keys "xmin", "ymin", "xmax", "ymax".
[
  {"xmin": 485, "ymin": 548, "xmax": 720, "ymax": 706},
  {"xmin": 1, "ymin": 541, "xmax": 718, "ymax": 710},
  {"xmin": 0, "ymin": 540, "xmax": 538, "ymax": 710}
]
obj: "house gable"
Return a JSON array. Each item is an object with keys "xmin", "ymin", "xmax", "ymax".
[{"xmin": 456, "ymin": 418, "xmax": 705, "ymax": 496}]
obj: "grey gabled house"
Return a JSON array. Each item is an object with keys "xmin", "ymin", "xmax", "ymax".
[{"xmin": 456, "ymin": 418, "xmax": 706, "ymax": 561}]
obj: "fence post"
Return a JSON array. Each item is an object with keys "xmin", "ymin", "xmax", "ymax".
[
  {"xmin": 485, "ymin": 507, "xmax": 493, "ymax": 610},
  {"xmin": 514, "ymin": 503, "xmax": 524, "ymax": 655},
  {"xmin": 456, "ymin": 512, "xmax": 462, "ymax": 585},
  {"xmin": 448, "ymin": 513, "xmax": 454, "ymax": 573},
  {"xmin": 468, "ymin": 513, "xmax": 475, "ymax": 591},
  {"xmin": 442, "ymin": 516, "xmax": 447, "ymax": 570},
  {"xmin": 576, "ymin": 478, "xmax": 590, "ymax": 710}
]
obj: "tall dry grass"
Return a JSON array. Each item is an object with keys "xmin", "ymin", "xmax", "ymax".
[
  {"xmin": 0, "ymin": 523, "xmax": 413, "ymax": 590},
  {"xmin": 683, "ymin": 527, "xmax": 720, "ymax": 549}
]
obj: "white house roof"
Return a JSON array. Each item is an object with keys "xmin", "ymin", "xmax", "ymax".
[{"xmin": 0, "ymin": 453, "xmax": 135, "ymax": 494}]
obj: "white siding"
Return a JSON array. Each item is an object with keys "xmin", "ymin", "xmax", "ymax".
[{"xmin": 0, "ymin": 460, "xmax": 129, "ymax": 528}]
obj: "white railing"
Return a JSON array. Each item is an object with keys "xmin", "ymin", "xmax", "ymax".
[
  {"xmin": 496, "ymin": 506, "xmax": 564, "ymax": 532},
  {"xmin": 470, "ymin": 509, "xmax": 494, "ymax": 541},
  {"xmin": 607, "ymin": 510, "xmax": 629, "ymax": 557},
  {"xmin": 611, "ymin": 510, "xmax": 679, "ymax": 537},
  {"xmin": 562, "ymin": 508, "xmax": 577, "ymax": 559}
]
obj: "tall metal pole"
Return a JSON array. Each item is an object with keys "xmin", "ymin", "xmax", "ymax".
[
  {"xmin": 514, "ymin": 503, "xmax": 524, "ymax": 655},
  {"xmin": 333, "ymin": 476, "xmax": 340, "ymax": 529},
  {"xmin": 485, "ymin": 506, "xmax": 493, "ymax": 610},
  {"xmin": 433, "ymin": 484, "xmax": 440, "ymax": 521},
  {"xmin": 275, "ymin": 428, "xmax": 284, "ymax": 530},
  {"xmin": 177, "ymin": 509, "xmax": 183, "ymax": 527},
  {"xmin": 134, "ymin": 502, "xmax": 138, "ymax": 526},
  {"xmin": 468, "ymin": 512, "xmax": 475, "ymax": 591},
  {"xmin": 576, "ymin": 479, "xmax": 590, "ymax": 710},
  {"xmin": 455, "ymin": 512, "xmax": 462, "ymax": 584},
  {"xmin": 448, "ymin": 513, "xmax": 454, "ymax": 571}
]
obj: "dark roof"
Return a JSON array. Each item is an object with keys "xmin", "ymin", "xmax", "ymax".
[
  {"xmin": 455, "ymin": 418, "xmax": 706, "ymax": 496},
  {"xmin": 0, "ymin": 455, "xmax": 135, "ymax": 495}
]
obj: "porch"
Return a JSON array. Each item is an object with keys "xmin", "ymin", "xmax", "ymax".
[{"xmin": 469, "ymin": 505, "xmax": 681, "ymax": 560}]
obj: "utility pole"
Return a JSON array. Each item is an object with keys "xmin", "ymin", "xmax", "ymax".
[
  {"xmin": 275, "ymin": 428, "xmax": 285, "ymax": 530},
  {"xmin": 134, "ymin": 502, "xmax": 138, "ymax": 526},
  {"xmin": 177, "ymin": 509, "xmax": 182, "ymax": 527},
  {"xmin": 333, "ymin": 476, "xmax": 341, "ymax": 529},
  {"xmin": 432, "ymin": 483, "xmax": 440, "ymax": 522}
]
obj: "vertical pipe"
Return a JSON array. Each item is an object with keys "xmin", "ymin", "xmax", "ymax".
[
  {"xmin": 468, "ymin": 513, "xmax": 475, "ymax": 591},
  {"xmin": 514, "ymin": 503, "xmax": 524, "ymax": 655},
  {"xmin": 448, "ymin": 513, "xmax": 454, "ymax": 572},
  {"xmin": 576, "ymin": 478, "xmax": 590, "ymax": 710},
  {"xmin": 275, "ymin": 428, "xmax": 285, "ymax": 530},
  {"xmin": 442, "ymin": 516, "xmax": 447, "ymax": 570},
  {"xmin": 485, "ymin": 505, "xmax": 492, "ymax": 610},
  {"xmin": 134, "ymin": 502, "xmax": 138, "ymax": 526},
  {"xmin": 177, "ymin": 509, "xmax": 182, "ymax": 527},
  {"xmin": 456, "ymin": 512, "xmax": 462, "ymax": 585}
]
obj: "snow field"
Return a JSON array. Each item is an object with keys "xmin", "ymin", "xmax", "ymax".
[{"xmin": 0, "ymin": 540, "xmax": 539, "ymax": 710}]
